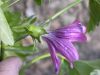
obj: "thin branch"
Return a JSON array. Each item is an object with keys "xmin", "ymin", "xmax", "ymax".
[{"xmin": 44, "ymin": 0, "xmax": 81, "ymax": 25}]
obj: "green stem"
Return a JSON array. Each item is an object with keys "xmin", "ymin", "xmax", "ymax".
[
  {"xmin": 31, "ymin": 53, "xmax": 50, "ymax": 64},
  {"xmin": 0, "ymin": 42, "xmax": 4, "ymax": 61},
  {"xmin": 59, "ymin": 59, "xmax": 64, "ymax": 75},
  {"xmin": 45, "ymin": 0, "xmax": 81, "ymax": 24},
  {"xmin": 7, "ymin": 0, "xmax": 20, "ymax": 7},
  {"xmin": 21, "ymin": 53, "xmax": 65, "ymax": 73},
  {"xmin": 30, "ymin": 53, "xmax": 65, "ymax": 64},
  {"xmin": 24, "ymin": 53, "xmax": 65, "ymax": 75}
]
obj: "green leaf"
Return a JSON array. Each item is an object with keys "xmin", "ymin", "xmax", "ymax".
[
  {"xmin": 4, "ymin": 11, "xmax": 21, "ymax": 27},
  {"xmin": 5, "ymin": 42, "xmax": 36, "ymax": 57},
  {"xmin": 96, "ymin": 0, "xmax": 100, "ymax": 4},
  {"xmin": 4, "ymin": 10, "xmax": 38, "ymax": 42},
  {"xmin": 1, "ymin": 0, "xmax": 20, "ymax": 8},
  {"xmin": 84, "ymin": 60, "xmax": 100, "ymax": 69},
  {"xmin": 4, "ymin": 11, "xmax": 27, "ymax": 41},
  {"xmin": 34, "ymin": 0, "xmax": 42, "ymax": 5},
  {"xmin": 74, "ymin": 61, "xmax": 94, "ymax": 75},
  {"xmin": 87, "ymin": 0, "xmax": 100, "ymax": 32},
  {"xmin": 0, "ymin": 8, "xmax": 14, "ymax": 45},
  {"xmin": 20, "ymin": 16, "xmax": 37, "ymax": 25},
  {"xmin": 61, "ymin": 59, "xmax": 100, "ymax": 75},
  {"xmin": 60, "ymin": 60, "xmax": 80, "ymax": 75},
  {"xmin": 0, "ymin": 0, "xmax": 3, "ymax": 6},
  {"xmin": 90, "ymin": 69, "xmax": 100, "ymax": 75}
]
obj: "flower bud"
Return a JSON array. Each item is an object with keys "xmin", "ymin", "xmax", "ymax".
[{"xmin": 27, "ymin": 25, "xmax": 46, "ymax": 42}]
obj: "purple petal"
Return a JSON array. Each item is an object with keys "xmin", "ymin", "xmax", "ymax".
[
  {"xmin": 53, "ymin": 32, "xmax": 86, "ymax": 42},
  {"xmin": 43, "ymin": 36, "xmax": 61, "ymax": 74},
  {"xmin": 55, "ymin": 20, "xmax": 86, "ymax": 33},
  {"xmin": 45, "ymin": 35, "xmax": 79, "ymax": 67},
  {"xmin": 42, "ymin": 20, "xmax": 87, "ymax": 73},
  {"xmin": 51, "ymin": 20, "xmax": 86, "ymax": 42}
]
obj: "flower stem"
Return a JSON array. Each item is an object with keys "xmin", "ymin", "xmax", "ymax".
[
  {"xmin": 22, "ymin": 53, "xmax": 66, "ymax": 72},
  {"xmin": 31, "ymin": 53, "xmax": 50, "ymax": 64},
  {"xmin": 0, "ymin": 42, "xmax": 4, "ymax": 61},
  {"xmin": 45, "ymin": 0, "xmax": 81, "ymax": 24},
  {"xmin": 30, "ymin": 53, "xmax": 65, "ymax": 64},
  {"xmin": 59, "ymin": 59, "xmax": 64, "ymax": 75}
]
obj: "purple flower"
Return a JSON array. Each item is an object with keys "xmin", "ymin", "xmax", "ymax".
[{"xmin": 42, "ymin": 20, "xmax": 87, "ymax": 74}]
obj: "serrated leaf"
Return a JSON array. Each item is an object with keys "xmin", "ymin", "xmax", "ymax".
[
  {"xmin": 5, "ymin": 42, "xmax": 37, "ymax": 58},
  {"xmin": 87, "ymin": 0, "xmax": 100, "ymax": 32},
  {"xmin": 0, "ymin": 8, "xmax": 14, "ymax": 45},
  {"xmin": 7, "ymin": 45, "xmax": 35, "ymax": 55},
  {"xmin": 4, "ymin": 11, "xmax": 21, "ymax": 27}
]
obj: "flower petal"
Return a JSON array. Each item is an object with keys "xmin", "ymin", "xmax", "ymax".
[
  {"xmin": 54, "ymin": 32, "xmax": 86, "ymax": 42},
  {"xmin": 43, "ymin": 36, "xmax": 61, "ymax": 74},
  {"xmin": 52, "ymin": 20, "xmax": 86, "ymax": 42},
  {"xmin": 55, "ymin": 20, "xmax": 86, "ymax": 33},
  {"xmin": 46, "ymin": 35, "xmax": 79, "ymax": 68}
]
